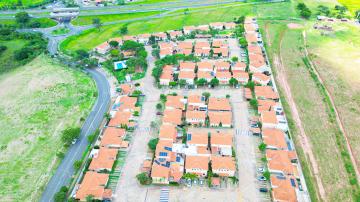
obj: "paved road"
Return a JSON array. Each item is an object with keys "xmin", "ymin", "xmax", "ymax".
[{"xmin": 40, "ymin": 68, "xmax": 111, "ymax": 202}]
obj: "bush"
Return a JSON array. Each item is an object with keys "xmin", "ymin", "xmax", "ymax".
[
  {"xmin": 258, "ymin": 143, "xmax": 267, "ymax": 152},
  {"xmin": 148, "ymin": 138, "xmax": 159, "ymax": 150},
  {"xmin": 249, "ymin": 98, "xmax": 258, "ymax": 109},
  {"xmin": 61, "ymin": 127, "xmax": 81, "ymax": 145},
  {"xmin": 53, "ymin": 186, "xmax": 68, "ymax": 202},
  {"xmin": 263, "ymin": 170, "xmax": 270, "ymax": 181},
  {"xmin": 73, "ymin": 160, "xmax": 82, "ymax": 171},
  {"xmin": 136, "ymin": 172, "xmax": 152, "ymax": 185}
]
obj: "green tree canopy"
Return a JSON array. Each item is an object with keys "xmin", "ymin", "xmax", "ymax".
[
  {"xmin": 148, "ymin": 138, "xmax": 159, "ymax": 150},
  {"xmin": 61, "ymin": 127, "xmax": 81, "ymax": 145},
  {"xmin": 15, "ymin": 12, "xmax": 30, "ymax": 25}
]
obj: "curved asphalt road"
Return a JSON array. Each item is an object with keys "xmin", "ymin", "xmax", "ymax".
[{"xmin": 40, "ymin": 68, "xmax": 110, "ymax": 202}]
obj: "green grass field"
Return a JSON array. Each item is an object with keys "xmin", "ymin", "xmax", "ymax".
[
  {"xmin": 0, "ymin": 55, "xmax": 96, "ymax": 201},
  {"xmin": 0, "ymin": 0, "xmax": 48, "ymax": 8},
  {"xmin": 0, "ymin": 18, "xmax": 57, "ymax": 28},
  {"xmin": 71, "ymin": 11, "xmax": 161, "ymax": 26},
  {"xmin": 61, "ymin": 1, "xmax": 295, "ymax": 54},
  {"xmin": 51, "ymin": 27, "xmax": 70, "ymax": 36},
  {"xmin": 260, "ymin": 20, "xmax": 359, "ymax": 201},
  {"xmin": 0, "ymin": 39, "xmax": 26, "ymax": 73},
  {"xmin": 338, "ymin": 0, "xmax": 360, "ymax": 14}
]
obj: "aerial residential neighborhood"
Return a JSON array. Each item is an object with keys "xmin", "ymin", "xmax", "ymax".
[{"xmin": 0, "ymin": 0, "xmax": 359, "ymax": 202}]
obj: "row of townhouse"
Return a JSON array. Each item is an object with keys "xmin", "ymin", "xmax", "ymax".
[
  {"xmin": 93, "ymin": 22, "xmax": 237, "ymax": 55},
  {"xmin": 74, "ymin": 87, "xmax": 139, "ymax": 201},
  {"xmin": 150, "ymin": 94, "xmax": 236, "ymax": 184},
  {"xmin": 245, "ymin": 17, "xmax": 309, "ymax": 202},
  {"xmin": 158, "ymin": 39, "xmax": 230, "ymax": 58}
]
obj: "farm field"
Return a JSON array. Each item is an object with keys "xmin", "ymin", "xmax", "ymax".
[
  {"xmin": 0, "ymin": 55, "xmax": 96, "ymax": 201},
  {"xmin": 71, "ymin": 11, "xmax": 162, "ymax": 26},
  {"xmin": 260, "ymin": 20, "xmax": 359, "ymax": 201},
  {"xmin": 61, "ymin": 1, "xmax": 296, "ymax": 53}
]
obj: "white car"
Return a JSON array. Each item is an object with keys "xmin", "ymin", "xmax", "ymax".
[{"xmin": 71, "ymin": 138, "xmax": 78, "ymax": 145}]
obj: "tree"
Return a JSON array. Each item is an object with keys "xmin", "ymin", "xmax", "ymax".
[
  {"xmin": 152, "ymin": 66, "xmax": 163, "ymax": 81},
  {"xmin": 156, "ymin": 103, "xmax": 163, "ymax": 111},
  {"xmin": 61, "ymin": 127, "xmax": 81, "ymax": 145},
  {"xmin": 300, "ymin": 9, "xmax": 312, "ymax": 19},
  {"xmin": 87, "ymin": 129, "xmax": 99, "ymax": 143},
  {"xmin": 231, "ymin": 56, "xmax": 238, "ymax": 62},
  {"xmin": 15, "ymin": 12, "xmax": 30, "ymax": 25},
  {"xmin": 85, "ymin": 195, "xmax": 94, "ymax": 202},
  {"xmin": 179, "ymin": 79, "xmax": 187, "ymax": 87},
  {"xmin": 73, "ymin": 160, "xmax": 82, "ymax": 171},
  {"xmin": 148, "ymin": 138, "xmax": 159, "ymax": 150},
  {"xmin": 169, "ymin": 81, "xmax": 177, "ymax": 87},
  {"xmin": 54, "ymin": 186, "xmax": 68, "ymax": 202},
  {"xmin": 184, "ymin": 8, "xmax": 190, "ymax": 15},
  {"xmin": 245, "ymin": 81, "xmax": 255, "ymax": 91},
  {"xmin": 238, "ymin": 37, "xmax": 248, "ymax": 47},
  {"xmin": 297, "ymin": 3, "xmax": 306, "ymax": 11},
  {"xmin": 109, "ymin": 40, "xmax": 119, "ymax": 48},
  {"xmin": 160, "ymin": 94, "xmax": 167, "ymax": 102},
  {"xmin": 120, "ymin": 25, "xmax": 128, "ymax": 34},
  {"xmin": 14, "ymin": 48, "xmax": 31, "ymax": 60},
  {"xmin": 136, "ymin": 172, "xmax": 152, "ymax": 185},
  {"xmin": 196, "ymin": 78, "xmax": 207, "ymax": 86},
  {"xmin": 92, "ymin": 18, "xmax": 102, "ymax": 30},
  {"xmin": 249, "ymin": 98, "xmax": 258, "ymax": 109},
  {"xmin": 182, "ymin": 173, "xmax": 198, "ymax": 180},
  {"xmin": 258, "ymin": 143, "xmax": 267, "ymax": 152},
  {"xmin": 149, "ymin": 35, "xmax": 156, "ymax": 45},
  {"xmin": 202, "ymin": 92, "xmax": 211, "ymax": 101},
  {"xmin": 355, "ymin": 10, "xmax": 360, "ymax": 21},
  {"xmin": 75, "ymin": 49, "xmax": 89, "ymax": 60},
  {"xmin": 229, "ymin": 78, "xmax": 238, "ymax": 87},
  {"xmin": 110, "ymin": 49, "xmax": 120, "ymax": 57},
  {"xmin": 263, "ymin": 170, "xmax": 270, "ymax": 181},
  {"xmin": 209, "ymin": 78, "xmax": 219, "ymax": 87}
]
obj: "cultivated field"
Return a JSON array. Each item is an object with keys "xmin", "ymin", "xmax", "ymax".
[
  {"xmin": 0, "ymin": 55, "xmax": 96, "ymax": 201},
  {"xmin": 260, "ymin": 20, "xmax": 359, "ymax": 201}
]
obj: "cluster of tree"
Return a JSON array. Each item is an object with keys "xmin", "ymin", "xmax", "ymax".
[
  {"xmin": 297, "ymin": 3, "xmax": 312, "ymax": 19},
  {"xmin": 233, "ymin": 17, "xmax": 247, "ymax": 48},
  {"xmin": 148, "ymin": 138, "xmax": 159, "ymax": 150},
  {"xmin": 356, "ymin": 10, "xmax": 360, "ymax": 21},
  {"xmin": 152, "ymin": 54, "xmax": 200, "ymax": 81},
  {"xmin": 74, "ymin": 49, "xmax": 98, "ymax": 68},
  {"xmin": 136, "ymin": 172, "xmax": 152, "ymax": 185},
  {"xmin": 317, "ymin": 5, "xmax": 350, "ymax": 19},
  {"xmin": 53, "ymin": 186, "xmax": 68, "ymax": 202},
  {"xmin": 14, "ymin": 11, "xmax": 48, "ymax": 28},
  {"xmin": 234, "ymin": 16, "xmax": 245, "ymax": 24},
  {"xmin": 121, "ymin": 40, "xmax": 148, "ymax": 73},
  {"xmin": 61, "ymin": 127, "xmax": 81, "ymax": 146},
  {"xmin": 0, "ymin": 45, "xmax": 7, "ymax": 56}
]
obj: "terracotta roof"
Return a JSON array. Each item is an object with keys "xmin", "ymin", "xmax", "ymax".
[
  {"xmin": 159, "ymin": 42, "xmax": 174, "ymax": 49},
  {"xmin": 170, "ymin": 163, "xmax": 183, "ymax": 181},
  {"xmin": 163, "ymin": 108, "xmax": 183, "ymax": 125},
  {"xmin": 195, "ymin": 48, "xmax": 210, "ymax": 55},
  {"xmin": 195, "ymin": 41, "xmax": 210, "ymax": 49},
  {"xmin": 183, "ymin": 25, "xmax": 196, "ymax": 32},
  {"xmin": 153, "ymin": 32, "xmax": 167, "ymax": 39},
  {"xmin": 252, "ymin": 72, "xmax": 270, "ymax": 84},
  {"xmin": 163, "ymin": 65, "xmax": 174, "ymax": 72},
  {"xmin": 76, "ymin": 172, "xmax": 111, "ymax": 201},
  {"xmin": 118, "ymin": 96, "xmax": 137, "ymax": 111},
  {"xmin": 160, "ymin": 70, "xmax": 173, "ymax": 80},
  {"xmin": 177, "ymin": 41, "xmax": 193, "ymax": 49},
  {"xmin": 266, "ymin": 150, "xmax": 297, "ymax": 175},
  {"xmin": 197, "ymin": 71, "xmax": 213, "ymax": 79},
  {"xmin": 208, "ymin": 97, "xmax": 231, "ymax": 111},
  {"xmin": 211, "ymin": 132, "xmax": 233, "ymax": 146},
  {"xmin": 232, "ymin": 71, "xmax": 249, "ymax": 80},
  {"xmin": 179, "ymin": 71, "xmax": 196, "ymax": 80},
  {"xmin": 261, "ymin": 110, "xmax": 278, "ymax": 125},
  {"xmin": 213, "ymin": 47, "xmax": 229, "ymax": 57},
  {"xmin": 212, "ymin": 177, "xmax": 220, "ymax": 186},
  {"xmin": 179, "ymin": 62, "xmax": 196, "ymax": 71},
  {"xmin": 257, "ymin": 99, "xmax": 277, "ymax": 112},
  {"xmin": 160, "ymin": 48, "xmax": 173, "ymax": 56},
  {"xmin": 209, "ymin": 22, "xmax": 224, "ymax": 27},
  {"xmin": 187, "ymin": 131, "xmax": 208, "ymax": 145},
  {"xmin": 270, "ymin": 176, "xmax": 297, "ymax": 202},
  {"xmin": 151, "ymin": 162, "xmax": 170, "ymax": 178},
  {"xmin": 100, "ymin": 127, "xmax": 126, "ymax": 147},
  {"xmin": 178, "ymin": 48, "xmax": 193, "ymax": 55},
  {"xmin": 197, "ymin": 61, "xmax": 213, "ymax": 71},
  {"xmin": 165, "ymin": 95, "xmax": 185, "ymax": 110},
  {"xmin": 232, "ymin": 62, "xmax": 246, "ymax": 69},
  {"xmin": 186, "ymin": 110, "xmax": 207, "ymax": 121},
  {"xmin": 197, "ymin": 146, "xmax": 211, "ymax": 155},
  {"xmin": 245, "ymin": 33, "xmax": 258, "ymax": 44},
  {"xmin": 196, "ymin": 25, "xmax": 210, "ymax": 31},
  {"xmin": 89, "ymin": 148, "xmax": 118, "ymax": 171},
  {"xmin": 123, "ymin": 35, "xmax": 137, "ymax": 41},
  {"xmin": 155, "ymin": 139, "xmax": 173, "ymax": 158},
  {"xmin": 95, "ymin": 41, "xmax": 110, "ymax": 51},
  {"xmin": 208, "ymin": 111, "xmax": 232, "ymax": 126},
  {"xmin": 255, "ymin": 86, "xmax": 279, "ymax": 100},
  {"xmin": 248, "ymin": 45, "xmax": 262, "ymax": 55},
  {"xmin": 137, "ymin": 33, "xmax": 151, "ymax": 39},
  {"xmin": 216, "ymin": 71, "xmax": 232, "ymax": 79},
  {"xmin": 212, "ymin": 40, "xmax": 227, "ymax": 48},
  {"xmin": 214, "ymin": 61, "xmax": 231, "ymax": 70},
  {"xmin": 262, "ymin": 128, "xmax": 287, "ymax": 150},
  {"xmin": 169, "ymin": 30, "xmax": 183, "ymax": 38},
  {"xmin": 187, "ymin": 94, "xmax": 204, "ymax": 104},
  {"xmin": 211, "ymin": 156, "xmax": 236, "ymax": 171},
  {"xmin": 245, "ymin": 23, "xmax": 256, "ymax": 32},
  {"xmin": 159, "ymin": 124, "xmax": 177, "ymax": 141},
  {"xmin": 119, "ymin": 84, "xmax": 133, "ymax": 95},
  {"xmin": 185, "ymin": 156, "xmax": 209, "ymax": 170},
  {"xmin": 108, "ymin": 111, "xmax": 132, "ymax": 127},
  {"xmin": 224, "ymin": 22, "xmax": 236, "ymax": 29}
]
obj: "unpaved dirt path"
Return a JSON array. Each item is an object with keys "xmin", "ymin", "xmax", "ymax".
[
  {"xmin": 264, "ymin": 24, "xmax": 327, "ymax": 201},
  {"xmin": 302, "ymin": 31, "xmax": 360, "ymax": 183}
]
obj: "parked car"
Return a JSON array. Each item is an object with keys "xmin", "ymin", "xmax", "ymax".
[
  {"xmin": 156, "ymin": 112, "xmax": 163, "ymax": 115},
  {"xmin": 193, "ymin": 179, "xmax": 198, "ymax": 185},
  {"xmin": 71, "ymin": 138, "xmax": 78, "ymax": 145},
  {"xmin": 186, "ymin": 179, "xmax": 192, "ymax": 187},
  {"xmin": 199, "ymin": 179, "xmax": 204, "ymax": 186},
  {"xmin": 257, "ymin": 167, "xmax": 265, "ymax": 173},
  {"xmin": 259, "ymin": 187, "xmax": 268, "ymax": 192},
  {"xmin": 257, "ymin": 176, "xmax": 266, "ymax": 181}
]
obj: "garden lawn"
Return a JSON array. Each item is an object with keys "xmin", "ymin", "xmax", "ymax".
[
  {"xmin": 72, "ymin": 11, "xmax": 161, "ymax": 26},
  {"xmin": 61, "ymin": 1, "xmax": 295, "ymax": 54},
  {"xmin": 0, "ymin": 55, "xmax": 96, "ymax": 202},
  {"xmin": 261, "ymin": 20, "xmax": 356, "ymax": 201}
]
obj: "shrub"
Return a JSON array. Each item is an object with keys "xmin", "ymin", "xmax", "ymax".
[
  {"xmin": 73, "ymin": 160, "xmax": 82, "ymax": 171},
  {"xmin": 61, "ymin": 127, "xmax": 81, "ymax": 145},
  {"xmin": 148, "ymin": 138, "xmax": 159, "ymax": 150},
  {"xmin": 263, "ymin": 170, "xmax": 270, "ymax": 181},
  {"xmin": 53, "ymin": 186, "xmax": 68, "ymax": 202},
  {"xmin": 136, "ymin": 172, "xmax": 152, "ymax": 185},
  {"xmin": 258, "ymin": 143, "xmax": 267, "ymax": 152}
]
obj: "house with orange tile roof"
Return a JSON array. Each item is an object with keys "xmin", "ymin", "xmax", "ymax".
[
  {"xmin": 194, "ymin": 41, "xmax": 211, "ymax": 57},
  {"xmin": 208, "ymin": 111, "xmax": 232, "ymax": 127},
  {"xmin": 197, "ymin": 61, "xmax": 214, "ymax": 72},
  {"xmin": 245, "ymin": 33, "xmax": 259, "ymax": 44},
  {"xmin": 165, "ymin": 95, "xmax": 186, "ymax": 110},
  {"xmin": 213, "ymin": 47, "xmax": 229, "ymax": 58},
  {"xmin": 244, "ymin": 87, "xmax": 253, "ymax": 100},
  {"xmin": 75, "ymin": 172, "xmax": 112, "ymax": 201},
  {"xmin": 257, "ymin": 99, "xmax": 277, "ymax": 113},
  {"xmin": 159, "ymin": 48, "xmax": 173, "ymax": 59},
  {"xmin": 177, "ymin": 41, "xmax": 193, "ymax": 55},
  {"xmin": 212, "ymin": 39, "xmax": 227, "ymax": 48},
  {"xmin": 231, "ymin": 62, "xmax": 247, "ymax": 72},
  {"xmin": 266, "ymin": 150, "xmax": 299, "ymax": 177},
  {"xmin": 255, "ymin": 86, "xmax": 279, "ymax": 100},
  {"xmin": 196, "ymin": 25, "xmax": 210, "ymax": 32},
  {"xmin": 232, "ymin": 71, "xmax": 249, "ymax": 84},
  {"xmin": 248, "ymin": 44, "xmax": 263, "ymax": 55},
  {"xmin": 224, "ymin": 22, "xmax": 236, "ymax": 29},
  {"xmin": 270, "ymin": 175, "xmax": 298, "ymax": 202},
  {"xmin": 208, "ymin": 97, "xmax": 231, "ymax": 111},
  {"xmin": 262, "ymin": 128, "xmax": 288, "ymax": 150},
  {"xmin": 216, "ymin": 71, "xmax": 232, "ymax": 84},
  {"xmin": 119, "ymin": 84, "xmax": 134, "ymax": 95},
  {"xmin": 163, "ymin": 108, "xmax": 183, "ymax": 125},
  {"xmin": 159, "ymin": 124, "xmax": 178, "ymax": 142},
  {"xmin": 186, "ymin": 131, "xmax": 209, "ymax": 147},
  {"xmin": 179, "ymin": 71, "xmax": 196, "ymax": 85},
  {"xmin": 155, "ymin": 139, "xmax": 174, "ymax": 160},
  {"xmin": 209, "ymin": 22, "xmax": 224, "ymax": 30},
  {"xmin": 137, "ymin": 33, "xmax": 151, "ymax": 44},
  {"xmin": 153, "ymin": 32, "xmax": 168, "ymax": 41},
  {"xmin": 211, "ymin": 156, "xmax": 236, "ymax": 177},
  {"xmin": 260, "ymin": 110, "xmax": 278, "ymax": 129},
  {"xmin": 159, "ymin": 70, "xmax": 173, "ymax": 86},
  {"xmin": 245, "ymin": 23, "xmax": 257, "ymax": 33},
  {"xmin": 118, "ymin": 96, "xmax": 137, "ymax": 111},
  {"xmin": 168, "ymin": 30, "xmax": 183, "ymax": 39},
  {"xmin": 183, "ymin": 26, "xmax": 196, "ymax": 35},
  {"xmin": 252, "ymin": 72, "xmax": 270, "ymax": 86},
  {"xmin": 214, "ymin": 61, "xmax": 231, "ymax": 72},
  {"xmin": 100, "ymin": 127, "xmax": 126, "ymax": 148},
  {"xmin": 187, "ymin": 94, "xmax": 207, "ymax": 111},
  {"xmin": 197, "ymin": 71, "xmax": 213, "ymax": 82},
  {"xmin": 151, "ymin": 161, "xmax": 170, "ymax": 184},
  {"xmin": 179, "ymin": 61, "xmax": 196, "ymax": 72},
  {"xmin": 211, "ymin": 132, "xmax": 233, "ymax": 156},
  {"xmin": 185, "ymin": 110, "xmax": 207, "ymax": 125},
  {"xmin": 94, "ymin": 41, "xmax": 111, "ymax": 55},
  {"xmin": 185, "ymin": 155, "xmax": 209, "ymax": 177},
  {"xmin": 89, "ymin": 147, "xmax": 118, "ymax": 172},
  {"xmin": 123, "ymin": 35, "xmax": 137, "ymax": 41},
  {"xmin": 108, "ymin": 111, "xmax": 134, "ymax": 128},
  {"xmin": 169, "ymin": 163, "xmax": 184, "ymax": 182},
  {"xmin": 249, "ymin": 54, "xmax": 269, "ymax": 73}
]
